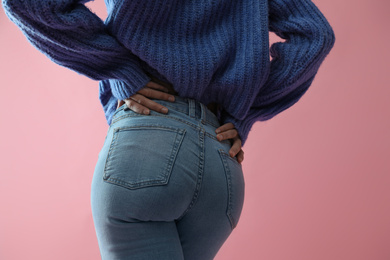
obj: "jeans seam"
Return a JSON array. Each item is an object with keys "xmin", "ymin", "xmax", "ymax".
[
  {"xmin": 112, "ymin": 113, "xmax": 224, "ymax": 143},
  {"xmin": 111, "ymin": 113, "xmax": 199, "ymax": 131},
  {"xmin": 103, "ymin": 128, "xmax": 119, "ymax": 182},
  {"xmin": 176, "ymin": 129, "xmax": 205, "ymax": 221},
  {"xmin": 218, "ymin": 149, "xmax": 237, "ymax": 230}
]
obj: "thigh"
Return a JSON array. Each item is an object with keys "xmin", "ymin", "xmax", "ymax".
[
  {"xmin": 94, "ymin": 219, "xmax": 184, "ymax": 260},
  {"xmin": 175, "ymin": 136, "xmax": 246, "ymax": 260}
]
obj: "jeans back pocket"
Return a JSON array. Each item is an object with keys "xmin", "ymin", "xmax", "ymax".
[
  {"xmin": 103, "ymin": 125, "xmax": 186, "ymax": 190},
  {"xmin": 218, "ymin": 149, "xmax": 245, "ymax": 230}
]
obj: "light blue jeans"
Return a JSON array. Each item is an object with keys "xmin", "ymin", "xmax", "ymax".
[{"xmin": 91, "ymin": 95, "xmax": 245, "ymax": 260}]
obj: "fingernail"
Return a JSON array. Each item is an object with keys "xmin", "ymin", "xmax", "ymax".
[
  {"xmin": 169, "ymin": 96, "xmax": 175, "ymax": 102},
  {"xmin": 217, "ymin": 134, "xmax": 222, "ymax": 140},
  {"xmin": 215, "ymin": 129, "xmax": 221, "ymax": 134},
  {"xmin": 161, "ymin": 107, "xmax": 168, "ymax": 113},
  {"xmin": 143, "ymin": 109, "xmax": 150, "ymax": 114}
]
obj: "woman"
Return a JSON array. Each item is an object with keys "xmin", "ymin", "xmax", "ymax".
[{"xmin": 3, "ymin": 0, "xmax": 335, "ymax": 259}]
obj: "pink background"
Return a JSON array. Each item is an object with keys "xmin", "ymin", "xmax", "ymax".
[{"xmin": 1, "ymin": 0, "xmax": 389, "ymax": 259}]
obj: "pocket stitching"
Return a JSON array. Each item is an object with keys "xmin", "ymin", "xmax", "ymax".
[{"xmin": 103, "ymin": 125, "xmax": 186, "ymax": 189}]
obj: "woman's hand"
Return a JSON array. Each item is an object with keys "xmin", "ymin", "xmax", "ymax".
[
  {"xmin": 117, "ymin": 81, "xmax": 176, "ymax": 113},
  {"xmin": 215, "ymin": 123, "xmax": 244, "ymax": 164}
]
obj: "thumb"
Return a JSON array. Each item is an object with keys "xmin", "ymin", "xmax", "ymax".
[{"xmin": 117, "ymin": 99, "xmax": 125, "ymax": 109}]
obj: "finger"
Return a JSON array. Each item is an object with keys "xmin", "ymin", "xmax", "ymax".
[
  {"xmin": 215, "ymin": 122, "xmax": 235, "ymax": 134},
  {"xmin": 216, "ymin": 128, "xmax": 238, "ymax": 141},
  {"xmin": 229, "ymin": 137, "xmax": 242, "ymax": 158},
  {"xmin": 117, "ymin": 99, "xmax": 125, "ymax": 109},
  {"xmin": 137, "ymin": 87, "xmax": 175, "ymax": 102},
  {"xmin": 145, "ymin": 81, "xmax": 170, "ymax": 93},
  {"xmin": 237, "ymin": 149, "xmax": 244, "ymax": 164},
  {"xmin": 128, "ymin": 94, "xmax": 169, "ymax": 114},
  {"xmin": 124, "ymin": 97, "xmax": 150, "ymax": 115}
]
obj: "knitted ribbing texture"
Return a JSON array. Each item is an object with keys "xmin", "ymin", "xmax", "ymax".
[{"xmin": 2, "ymin": 0, "xmax": 335, "ymax": 146}]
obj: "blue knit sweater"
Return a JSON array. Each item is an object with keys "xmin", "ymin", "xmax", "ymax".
[{"xmin": 2, "ymin": 0, "xmax": 335, "ymax": 146}]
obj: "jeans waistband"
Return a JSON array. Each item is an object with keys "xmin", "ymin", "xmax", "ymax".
[
  {"xmin": 112, "ymin": 95, "xmax": 222, "ymax": 129},
  {"xmin": 149, "ymin": 95, "xmax": 221, "ymax": 128}
]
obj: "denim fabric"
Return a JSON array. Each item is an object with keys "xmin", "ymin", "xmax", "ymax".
[{"xmin": 91, "ymin": 95, "xmax": 245, "ymax": 260}]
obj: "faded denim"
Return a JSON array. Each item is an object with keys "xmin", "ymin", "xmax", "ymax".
[{"xmin": 91, "ymin": 95, "xmax": 245, "ymax": 260}]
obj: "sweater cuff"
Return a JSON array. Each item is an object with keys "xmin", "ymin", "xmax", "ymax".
[
  {"xmin": 219, "ymin": 109, "xmax": 256, "ymax": 147},
  {"xmin": 109, "ymin": 65, "xmax": 152, "ymax": 101}
]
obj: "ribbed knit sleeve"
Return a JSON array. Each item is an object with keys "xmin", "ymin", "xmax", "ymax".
[
  {"xmin": 2, "ymin": 0, "xmax": 151, "ymax": 100},
  {"xmin": 220, "ymin": 0, "xmax": 336, "ymax": 147}
]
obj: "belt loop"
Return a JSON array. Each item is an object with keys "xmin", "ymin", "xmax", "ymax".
[
  {"xmin": 188, "ymin": 99, "xmax": 196, "ymax": 118},
  {"xmin": 199, "ymin": 102, "xmax": 207, "ymax": 125}
]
